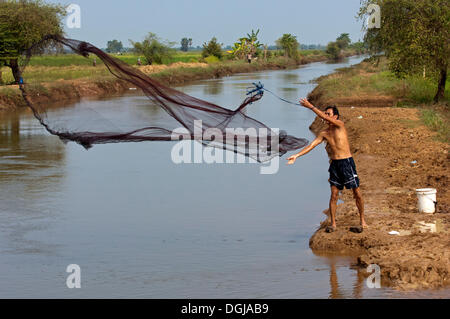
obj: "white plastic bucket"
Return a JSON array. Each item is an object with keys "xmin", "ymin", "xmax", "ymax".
[{"xmin": 415, "ymin": 188, "xmax": 437, "ymax": 213}]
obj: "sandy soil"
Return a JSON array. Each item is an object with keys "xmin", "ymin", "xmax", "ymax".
[{"xmin": 307, "ymin": 99, "xmax": 449, "ymax": 289}]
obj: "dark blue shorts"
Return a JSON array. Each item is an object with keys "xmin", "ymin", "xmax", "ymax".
[{"xmin": 328, "ymin": 157, "xmax": 360, "ymax": 190}]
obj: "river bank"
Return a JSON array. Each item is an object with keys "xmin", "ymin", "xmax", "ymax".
[
  {"xmin": 307, "ymin": 59, "xmax": 449, "ymax": 290},
  {"xmin": 0, "ymin": 51, "xmax": 357, "ymax": 112}
]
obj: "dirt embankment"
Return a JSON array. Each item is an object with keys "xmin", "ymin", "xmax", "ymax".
[
  {"xmin": 307, "ymin": 86, "xmax": 449, "ymax": 290},
  {"xmin": 0, "ymin": 50, "xmax": 361, "ymax": 112},
  {"xmin": 0, "ymin": 59, "xmax": 307, "ymax": 111}
]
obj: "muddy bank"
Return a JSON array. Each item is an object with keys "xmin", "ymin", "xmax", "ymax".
[
  {"xmin": 0, "ymin": 79, "xmax": 133, "ymax": 111},
  {"xmin": 0, "ymin": 57, "xmax": 321, "ymax": 111},
  {"xmin": 0, "ymin": 50, "xmax": 361, "ymax": 112},
  {"xmin": 307, "ymin": 87, "xmax": 449, "ymax": 289}
]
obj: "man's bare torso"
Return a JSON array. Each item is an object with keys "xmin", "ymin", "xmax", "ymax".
[{"xmin": 321, "ymin": 125, "xmax": 352, "ymax": 160}]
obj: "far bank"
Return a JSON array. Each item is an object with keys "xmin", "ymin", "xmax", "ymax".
[{"xmin": 0, "ymin": 51, "xmax": 358, "ymax": 112}]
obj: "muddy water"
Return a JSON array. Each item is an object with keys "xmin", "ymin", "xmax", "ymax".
[{"xmin": 0, "ymin": 57, "xmax": 447, "ymax": 298}]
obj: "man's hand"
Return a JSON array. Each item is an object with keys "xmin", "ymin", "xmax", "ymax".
[
  {"xmin": 300, "ymin": 98, "xmax": 314, "ymax": 109},
  {"xmin": 287, "ymin": 154, "xmax": 298, "ymax": 165}
]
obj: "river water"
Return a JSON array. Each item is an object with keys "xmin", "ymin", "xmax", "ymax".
[{"xmin": 0, "ymin": 56, "xmax": 447, "ymax": 298}]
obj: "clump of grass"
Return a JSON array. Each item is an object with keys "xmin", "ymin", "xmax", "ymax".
[
  {"xmin": 421, "ymin": 108, "xmax": 449, "ymax": 143},
  {"xmin": 315, "ymin": 57, "xmax": 450, "ymax": 105},
  {"xmin": 203, "ymin": 56, "xmax": 220, "ymax": 64},
  {"xmin": 393, "ymin": 101, "xmax": 416, "ymax": 108},
  {"xmin": 0, "ymin": 87, "xmax": 17, "ymax": 98},
  {"xmin": 26, "ymin": 83, "xmax": 50, "ymax": 96}
]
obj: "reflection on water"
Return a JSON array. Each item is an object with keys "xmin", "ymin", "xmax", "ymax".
[
  {"xmin": 0, "ymin": 110, "xmax": 66, "ymax": 187},
  {"xmin": 1, "ymin": 56, "xmax": 448, "ymax": 298},
  {"xmin": 315, "ymin": 253, "xmax": 366, "ymax": 299},
  {"xmin": 0, "ymin": 110, "xmax": 66, "ymax": 257},
  {"xmin": 203, "ymin": 79, "xmax": 224, "ymax": 96},
  {"xmin": 278, "ymin": 72, "xmax": 300, "ymax": 82}
]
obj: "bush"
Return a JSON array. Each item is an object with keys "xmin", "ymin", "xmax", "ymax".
[
  {"xmin": 131, "ymin": 33, "xmax": 175, "ymax": 65},
  {"xmin": 326, "ymin": 42, "xmax": 341, "ymax": 61},
  {"xmin": 275, "ymin": 34, "xmax": 299, "ymax": 59},
  {"xmin": 202, "ymin": 37, "xmax": 222, "ymax": 59},
  {"xmin": 421, "ymin": 109, "xmax": 449, "ymax": 142},
  {"xmin": 204, "ymin": 56, "xmax": 220, "ymax": 64}
]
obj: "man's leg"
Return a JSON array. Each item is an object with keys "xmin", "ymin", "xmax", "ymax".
[
  {"xmin": 329, "ymin": 185, "xmax": 339, "ymax": 229},
  {"xmin": 352, "ymin": 187, "xmax": 367, "ymax": 228}
]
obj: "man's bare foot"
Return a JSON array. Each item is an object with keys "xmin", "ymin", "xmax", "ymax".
[{"xmin": 361, "ymin": 222, "xmax": 369, "ymax": 229}]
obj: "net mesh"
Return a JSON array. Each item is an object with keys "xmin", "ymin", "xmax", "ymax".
[{"xmin": 18, "ymin": 35, "xmax": 308, "ymax": 162}]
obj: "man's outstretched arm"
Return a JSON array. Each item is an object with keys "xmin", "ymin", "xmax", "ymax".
[
  {"xmin": 300, "ymin": 98, "xmax": 344, "ymax": 128},
  {"xmin": 287, "ymin": 133, "xmax": 324, "ymax": 165}
]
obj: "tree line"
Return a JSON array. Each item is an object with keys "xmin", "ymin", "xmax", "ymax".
[{"xmin": 0, "ymin": 0, "xmax": 447, "ymax": 102}]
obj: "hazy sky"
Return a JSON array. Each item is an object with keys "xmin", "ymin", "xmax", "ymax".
[{"xmin": 48, "ymin": 0, "xmax": 366, "ymax": 48}]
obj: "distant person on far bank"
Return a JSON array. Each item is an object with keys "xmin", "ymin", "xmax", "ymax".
[{"xmin": 287, "ymin": 99, "xmax": 368, "ymax": 233}]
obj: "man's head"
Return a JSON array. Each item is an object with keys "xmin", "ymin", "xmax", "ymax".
[{"xmin": 324, "ymin": 105, "xmax": 340, "ymax": 120}]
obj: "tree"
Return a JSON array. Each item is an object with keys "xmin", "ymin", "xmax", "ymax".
[
  {"xmin": 202, "ymin": 37, "xmax": 222, "ymax": 59},
  {"xmin": 359, "ymin": 0, "xmax": 449, "ymax": 102},
  {"xmin": 230, "ymin": 29, "xmax": 262, "ymax": 59},
  {"xmin": 326, "ymin": 42, "xmax": 341, "ymax": 61},
  {"xmin": 336, "ymin": 33, "xmax": 351, "ymax": 49},
  {"xmin": 180, "ymin": 38, "xmax": 192, "ymax": 52},
  {"xmin": 325, "ymin": 33, "xmax": 353, "ymax": 61},
  {"xmin": 230, "ymin": 38, "xmax": 248, "ymax": 59},
  {"xmin": 130, "ymin": 33, "xmax": 175, "ymax": 65},
  {"xmin": 276, "ymin": 34, "xmax": 299, "ymax": 59},
  {"xmin": 106, "ymin": 40, "xmax": 124, "ymax": 53},
  {"xmin": 0, "ymin": 0, "xmax": 66, "ymax": 83},
  {"xmin": 350, "ymin": 41, "xmax": 367, "ymax": 55}
]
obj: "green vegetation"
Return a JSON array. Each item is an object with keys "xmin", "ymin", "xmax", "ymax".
[
  {"xmin": 325, "ymin": 42, "xmax": 341, "ymax": 61},
  {"xmin": 318, "ymin": 58, "xmax": 449, "ymax": 103},
  {"xmin": 326, "ymin": 33, "xmax": 364, "ymax": 61},
  {"xmin": 0, "ymin": 55, "xmax": 307, "ymax": 111},
  {"xmin": 0, "ymin": 0, "xmax": 66, "ymax": 83},
  {"xmin": 276, "ymin": 34, "xmax": 299, "ymax": 60},
  {"xmin": 359, "ymin": 0, "xmax": 449, "ymax": 102},
  {"xmin": 106, "ymin": 40, "xmax": 124, "ymax": 53},
  {"xmin": 229, "ymin": 29, "xmax": 263, "ymax": 59},
  {"xmin": 0, "ymin": 45, "xmax": 356, "ymax": 85},
  {"xmin": 420, "ymin": 109, "xmax": 449, "ymax": 142},
  {"xmin": 202, "ymin": 37, "xmax": 223, "ymax": 59},
  {"xmin": 180, "ymin": 38, "xmax": 193, "ymax": 52},
  {"xmin": 130, "ymin": 32, "xmax": 176, "ymax": 65},
  {"xmin": 315, "ymin": 57, "xmax": 449, "ymax": 143},
  {"xmin": 203, "ymin": 56, "xmax": 220, "ymax": 64},
  {"xmin": 0, "ymin": 51, "xmax": 206, "ymax": 84},
  {"xmin": 336, "ymin": 33, "xmax": 351, "ymax": 49}
]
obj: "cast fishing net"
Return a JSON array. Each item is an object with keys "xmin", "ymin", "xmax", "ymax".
[{"xmin": 18, "ymin": 35, "xmax": 308, "ymax": 162}]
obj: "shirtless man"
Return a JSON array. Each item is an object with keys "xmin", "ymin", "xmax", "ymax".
[{"xmin": 287, "ymin": 99, "xmax": 367, "ymax": 232}]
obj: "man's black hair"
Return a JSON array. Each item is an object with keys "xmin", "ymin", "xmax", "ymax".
[{"xmin": 325, "ymin": 105, "xmax": 340, "ymax": 119}]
